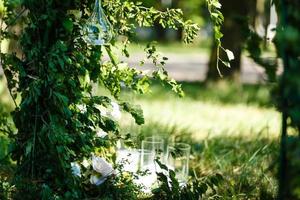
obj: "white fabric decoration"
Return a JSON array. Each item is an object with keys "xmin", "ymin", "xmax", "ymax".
[{"xmin": 71, "ymin": 162, "xmax": 81, "ymax": 177}]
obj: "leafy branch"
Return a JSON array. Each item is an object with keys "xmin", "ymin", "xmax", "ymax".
[{"xmin": 206, "ymin": 0, "xmax": 234, "ymax": 77}]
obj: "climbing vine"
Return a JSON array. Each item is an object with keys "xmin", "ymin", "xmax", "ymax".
[{"xmin": 0, "ymin": 0, "xmax": 225, "ymax": 199}]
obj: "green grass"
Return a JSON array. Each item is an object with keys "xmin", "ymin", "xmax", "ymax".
[
  {"xmin": 0, "ymin": 79, "xmax": 280, "ymax": 198},
  {"xmin": 136, "ymin": 80, "xmax": 273, "ymax": 106},
  {"xmin": 121, "ymin": 81, "xmax": 280, "ymax": 139},
  {"xmin": 119, "ymin": 81, "xmax": 280, "ymax": 199},
  {"xmin": 121, "ymin": 122, "xmax": 278, "ymax": 199}
]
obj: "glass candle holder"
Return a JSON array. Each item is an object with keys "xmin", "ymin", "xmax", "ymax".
[
  {"xmin": 141, "ymin": 136, "xmax": 164, "ymax": 157},
  {"xmin": 133, "ymin": 136, "xmax": 164, "ymax": 192},
  {"xmin": 136, "ymin": 148, "xmax": 157, "ymax": 193},
  {"xmin": 116, "ymin": 148, "xmax": 141, "ymax": 173}
]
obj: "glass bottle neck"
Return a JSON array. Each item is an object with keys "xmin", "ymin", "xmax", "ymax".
[
  {"xmin": 95, "ymin": 0, "xmax": 101, "ymax": 9},
  {"xmin": 93, "ymin": 0, "xmax": 102, "ymax": 17}
]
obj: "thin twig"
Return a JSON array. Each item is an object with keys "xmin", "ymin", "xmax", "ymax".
[
  {"xmin": 105, "ymin": 45, "xmax": 118, "ymax": 66},
  {"xmin": 216, "ymin": 47, "xmax": 223, "ymax": 78},
  {"xmin": 31, "ymin": 105, "xmax": 38, "ymax": 178}
]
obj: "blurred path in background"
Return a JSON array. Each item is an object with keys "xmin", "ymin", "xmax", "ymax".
[
  {"xmin": 125, "ymin": 52, "xmax": 266, "ymax": 84},
  {"xmin": 0, "ymin": 52, "xmax": 266, "ymax": 84}
]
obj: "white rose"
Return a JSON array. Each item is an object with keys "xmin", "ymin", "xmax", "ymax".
[
  {"xmin": 81, "ymin": 159, "xmax": 90, "ymax": 168},
  {"xmin": 96, "ymin": 129, "xmax": 108, "ymax": 138},
  {"xmin": 110, "ymin": 102, "xmax": 121, "ymax": 120},
  {"xmin": 95, "ymin": 105, "xmax": 108, "ymax": 117},
  {"xmin": 90, "ymin": 175, "xmax": 107, "ymax": 186},
  {"xmin": 77, "ymin": 104, "xmax": 87, "ymax": 113},
  {"xmin": 92, "ymin": 156, "xmax": 114, "ymax": 177},
  {"xmin": 71, "ymin": 162, "xmax": 81, "ymax": 177}
]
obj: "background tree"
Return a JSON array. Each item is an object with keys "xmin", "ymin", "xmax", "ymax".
[
  {"xmin": 246, "ymin": 0, "xmax": 300, "ymax": 198},
  {"xmin": 131, "ymin": 0, "xmax": 207, "ymax": 42}
]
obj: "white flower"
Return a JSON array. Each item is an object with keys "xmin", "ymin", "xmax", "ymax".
[
  {"xmin": 142, "ymin": 70, "xmax": 151, "ymax": 75},
  {"xmin": 92, "ymin": 156, "xmax": 114, "ymax": 177},
  {"xmin": 95, "ymin": 102, "xmax": 121, "ymax": 120},
  {"xmin": 120, "ymin": 81, "xmax": 126, "ymax": 88},
  {"xmin": 82, "ymin": 159, "xmax": 90, "ymax": 168},
  {"xmin": 77, "ymin": 104, "xmax": 87, "ymax": 113},
  {"xmin": 71, "ymin": 162, "xmax": 81, "ymax": 177},
  {"xmin": 96, "ymin": 129, "xmax": 108, "ymax": 138},
  {"xmin": 90, "ymin": 156, "xmax": 114, "ymax": 186},
  {"xmin": 90, "ymin": 175, "xmax": 107, "ymax": 186},
  {"xmin": 95, "ymin": 105, "xmax": 108, "ymax": 117},
  {"xmin": 110, "ymin": 102, "xmax": 121, "ymax": 120}
]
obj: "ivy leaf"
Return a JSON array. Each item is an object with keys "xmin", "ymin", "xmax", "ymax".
[
  {"xmin": 25, "ymin": 141, "xmax": 33, "ymax": 156},
  {"xmin": 212, "ymin": 1, "xmax": 222, "ymax": 9},
  {"xmin": 54, "ymin": 92, "xmax": 69, "ymax": 105},
  {"xmin": 63, "ymin": 18, "xmax": 73, "ymax": 32},
  {"xmin": 121, "ymin": 102, "xmax": 144, "ymax": 125}
]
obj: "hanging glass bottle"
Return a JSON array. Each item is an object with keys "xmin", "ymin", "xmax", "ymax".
[{"xmin": 83, "ymin": 0, "xmax": 113, "ymax": 45}]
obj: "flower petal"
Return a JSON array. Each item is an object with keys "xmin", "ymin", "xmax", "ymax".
[
  {"xmin": 92, "ymin": 156, "xmax": 114, "ymax": 177},
  {"xmin": 90, "ymin": 175, "xmax": 107, "ymax": 186},
  {"xmin": 110, "ymin": 102, "xmax": 121, "ymax": 120},
  {"xmin": 71, "ymin": 162, "xmax": 81, "ymax": 177},
  {"xmin": 96, "ymin": 129, "xmax": 108, "ymax": 138}
]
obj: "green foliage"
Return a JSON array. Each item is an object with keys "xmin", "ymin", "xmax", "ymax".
[
  {"xmin": 246, "ymin": 1, "xmax": 300, "ymax": 130},
  {"xmin": 0, "ymin": 104, "xmax": 15, "ymax": 163},
  {"xmin": 246, "ymin": 31, "xmax": 278, "ymax": 82},
  {"xmin": 206, "ymin": 0, "xmax": 234, "ymax": 75},
  {"xmin": 0, "ymin": 0, "xmax": 219, "ymax": 199},
  {"xmin": 153, "ymin": 159, "xmax": 224, "ymax": 200},
  {"xmin": 0, "ymin": 178, "xmax": 15, "ymax": 200},
  {"xmin": 245, "ymin": 0, "xmax": 300, "ymax": 198},
  {"xmin": 285, "ymin": 136, "xmax": 300, "ymax": 199}
]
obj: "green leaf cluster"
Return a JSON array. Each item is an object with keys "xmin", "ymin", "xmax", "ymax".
[
  {"xmin": 152, "ymin": 159, "xmax": 224, "ymax": 200},
  {"xmin": 245, "ymin": 1, "xmax": 300, "ymax": 198},
  {"xmin": 0, "ymin": 0, "xmax": 225, "ymax": 199},
  {"xmin": 206, "ymin": 0, "xmax": 234, "ymax": 76}
]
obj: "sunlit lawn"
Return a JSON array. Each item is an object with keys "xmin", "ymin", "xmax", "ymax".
[
  {"xmin": 122, "ymin": 81, "xmax": 280, "ymax": 140},
  {"xmin": 137, "ymin": 99, "xmax": 279, "ymax": 139},
  {"xmin": 120, "ymin": 81, "xmax": 280, "ymax": 198}
]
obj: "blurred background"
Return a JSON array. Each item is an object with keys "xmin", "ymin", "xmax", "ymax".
[{"xmin": 0, "ymin": 0, "xmax": 280, "ymax": 198}]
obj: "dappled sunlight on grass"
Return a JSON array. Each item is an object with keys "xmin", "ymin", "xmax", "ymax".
[
  {"xmin": 122, "ymin": 121, "xmax": 279, "ymax": 199},
  {"xmin": 119, "ymin": 81, "xmax": 280, "ymax": 198},
  {"xmin": 137, "ymin": 99, "xmax": 280, "ymax": 139},
  {"xmin": 120, "ymin": 81, "xmax": 281, "ymax": 139},
  {"xmin": 123, "ymin": 41, "xmax": 210, "ymax": 55}
]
